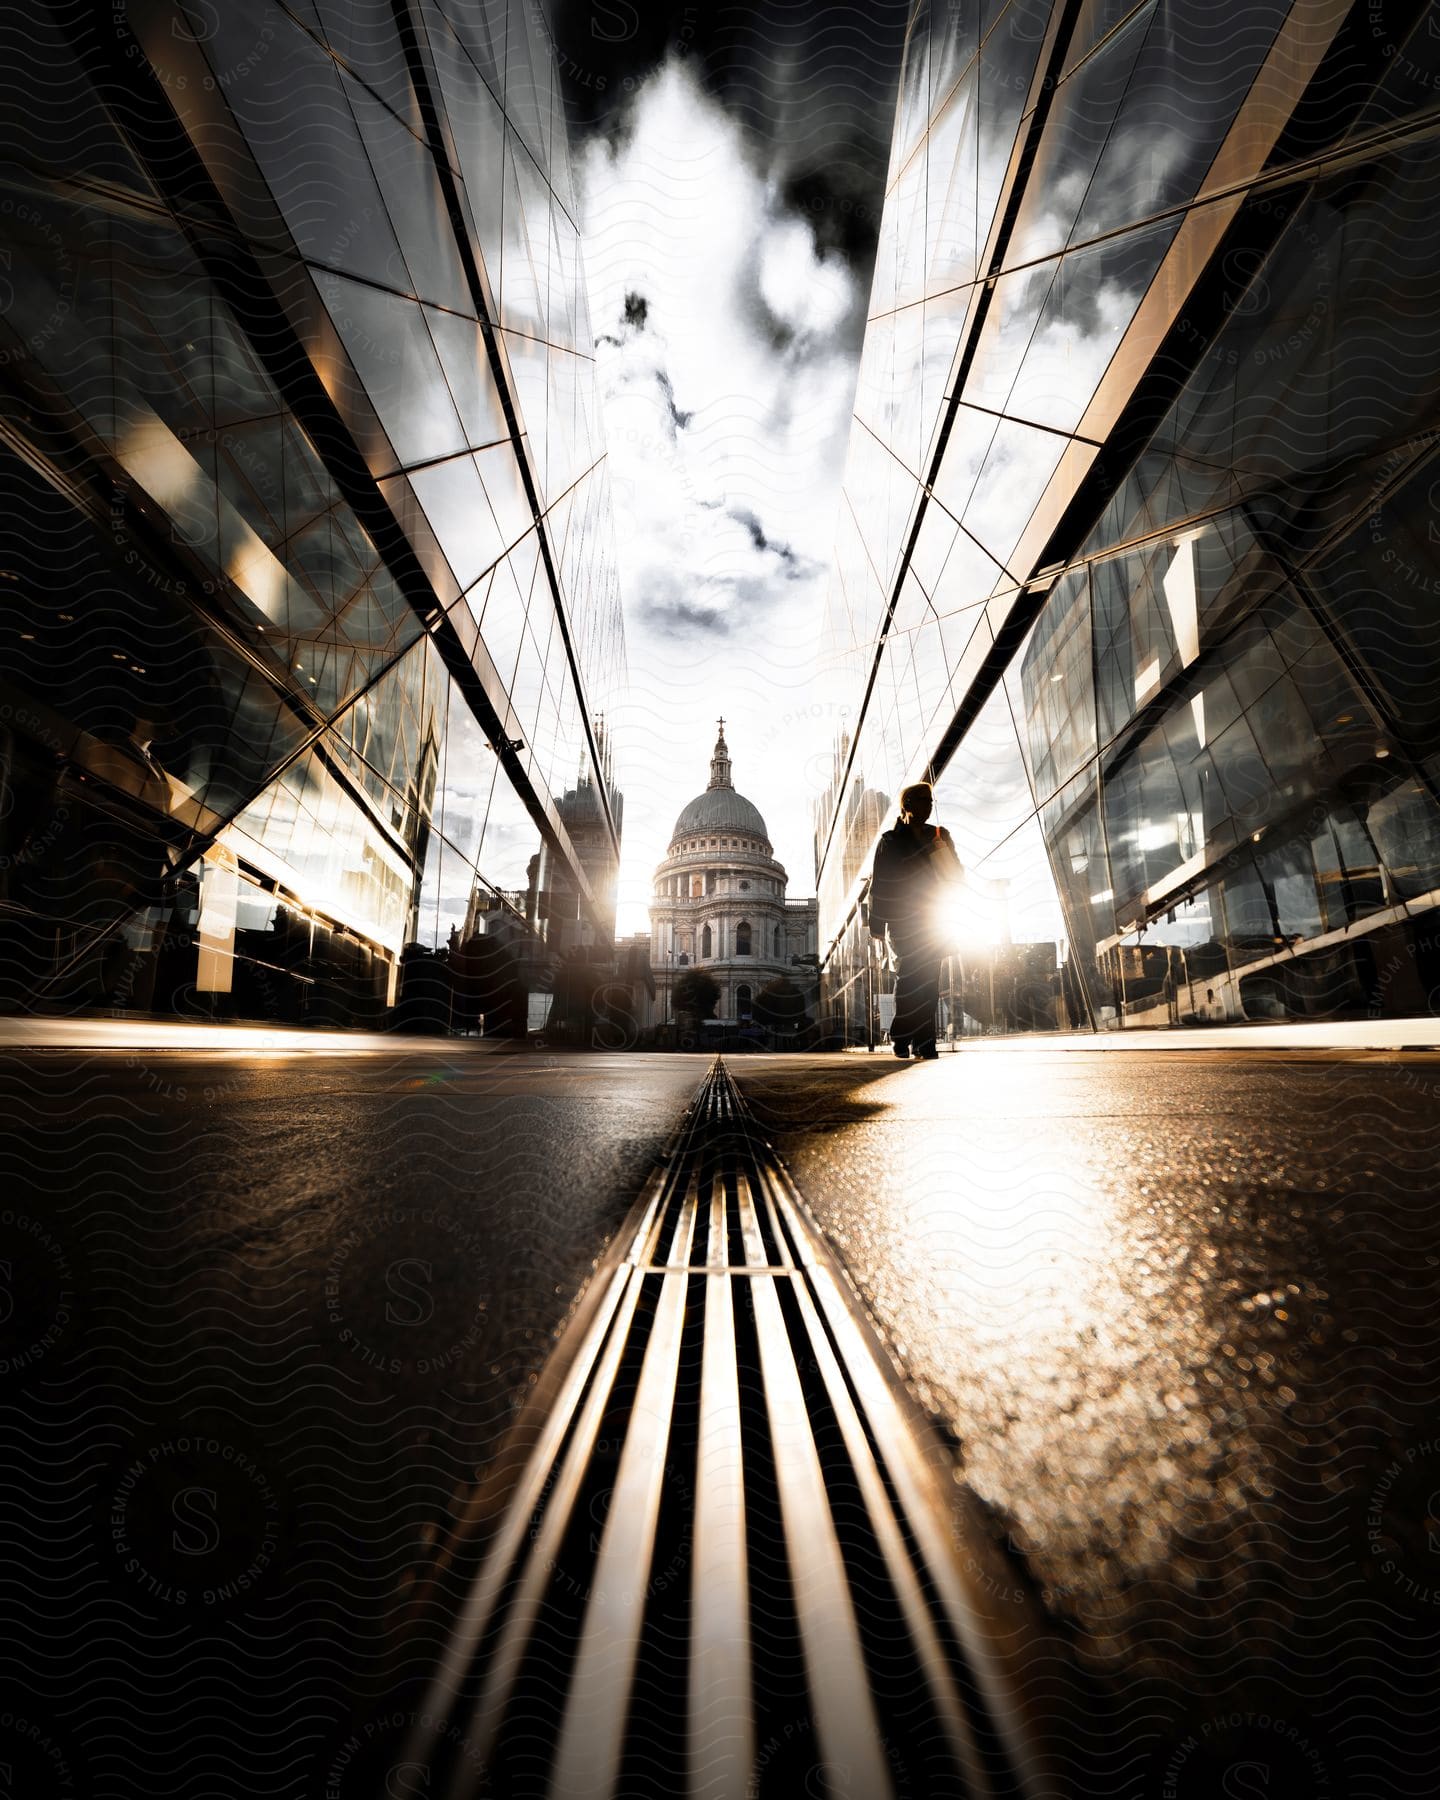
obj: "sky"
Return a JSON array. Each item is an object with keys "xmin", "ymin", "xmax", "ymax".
[{"xmin": 546, "ymin": 1, "xmax": 911, "ymax": 932}]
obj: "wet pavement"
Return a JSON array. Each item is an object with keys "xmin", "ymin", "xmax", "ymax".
[
  {"xmin": 731, "ymin": 1046, "xmax": 1440, "ymax": 1798},
  {"xmin": 0, "ymin": 1042, "xmax": 707, "ymax": 1800},
  {"xmin": 3, "ymin": 1038, "xmax": 1439, "ymax": 1797}
]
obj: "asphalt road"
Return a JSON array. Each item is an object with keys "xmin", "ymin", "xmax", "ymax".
[
  {"xmin": 731, "ymin": 1046, "xmax": 1440, "ymax": 1798},
  {"xmin": 4, "ymin": 1039, "xmax": 1439, "ymax": 1798}
]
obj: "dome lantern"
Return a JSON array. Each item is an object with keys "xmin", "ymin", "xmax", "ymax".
[{"xmin": 707, "ymin": 717, "xmax": 732, "ymax": 791}]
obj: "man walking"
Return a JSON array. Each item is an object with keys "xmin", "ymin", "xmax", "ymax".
[{"xmin": 867, "ymin": 781, "xmax": 963, "ymax": 1059}]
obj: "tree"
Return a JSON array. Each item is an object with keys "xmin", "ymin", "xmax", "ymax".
[
  {"xmin": 673, "ymin": 967, "xmax": 720, "ymax": 1020},
  {"xmin": 753, "ymin": 976, "xmax": 810, "ymax": 1037}
]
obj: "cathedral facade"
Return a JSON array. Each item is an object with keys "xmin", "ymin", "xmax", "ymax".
[{"xmin": 650, "ymin": 724, "xmax": 818, "ymax": 1029}]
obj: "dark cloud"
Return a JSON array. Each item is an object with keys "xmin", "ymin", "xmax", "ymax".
[
  {"xmin": 546, "ymin": 0, "xmax": 910, "ymax": 279},
  {"xmin": 729, "ymin": 505, "xmax": 801, "ymax": 571},
  {"xmin": 632, "ymin": 524, "xmax": 818, "ymax": 641},
  {"xmin": 595, "ymin": 289, "xmax": 693, "ymax": 432},
  {"xmin": 781, "ymin": 152, "xmax": 888, "ymax": 265},
  {"xmin": 639, "ymin": 591, "xmax": 726, "ymax": 637},
  {"xmin": 596, "ymin": 288, "xmax": 653, "ymax": 349},
  {"xmin": 757, "ymin": 313, "xmax": 797, "ymax": 355},
  {"xmin": 656, "ymin": 368, "xmax": 692, "ymax": 431}
]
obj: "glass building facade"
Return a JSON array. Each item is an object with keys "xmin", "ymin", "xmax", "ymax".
[
  {"xmin": 0, "ymin": 0, "xmax": 624, "ymax": 1029},
  {"xmin": 816, "ymin": 0, "xmax": 1440, "ymax": 1036}
]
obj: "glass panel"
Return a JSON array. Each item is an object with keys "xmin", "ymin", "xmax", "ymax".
[
  {"xmin": 343, "ymin": 75, "xmax": 471, "ymax": 313},
  {"xmin": 1016, "ymin": 569, "xmax": 1095, "ymax": 801},
  {"xmin": 1086, "ymin": 143, "xmax": 1440, "ymax": 560},
  {"xmin": 197, "ymin": 8, "xmax": 408, "ymax": 287},
  {"xmin": 477, "ymin": 556, "xmax": 528, "ymax": 688},
  {"xmin": 1258, "ymin": 835, "xmax": 1324, "ymax": 943},
  {"xmin": 503, "ymin": 0, "xmax": 549, "ymax": 172},
  {"xmin": 1002, "ymin": 219, "xmax": 1180, "ymax": 433},
  {"xmin": 930, "ymin": 669, "xmax": 1037, "ymax": 877},
  {"xmin": 407, "ymin": 456, "xmax": 506, "ymax": 592},
  {"xmin": 1072, "ymin": 0, "xmax": 1288, "ymax": 244},
  {"xmin": 476, "ymin": 441, "xmax": 536, "ymax": 554},
  {"xmin": 1365, "ymin": 777, "xmax": 1440, "ymax": 903},
  {"xmin": 931, "ymin": 405, "xmax": 999, "ymax": 533},
  {"xmin": 0, "ymin": 7, "xmax": 156, "ymax": 193},
  {"xmin": 1216, "ymin": 853, "xmax": 1278, "ymax": 966},
  {"xmin": 429, "ymin": 8, "xmax": 508, "ymax": 274},
  {"xmin": 926, "ymin": 70, "xmax": 982, "ymax": 295},
  {"xmin": 1347, "ymin": 2, "xmax": 1440, "ymax": 136},
  {"xmin": 977, "ymin": 0, "xmax": 1053, "ymax": 261},
  {"xmin": 315, "ymin": 0, "xmax": 424, "ymax": 133},
  {"xmin": 433, "ymin": 0, "xmax": 504, "ymax": 94},
  {"xmin": 229, "ymin": 746, "xmax": 419, "ymax": 956},
  {"xmin": 1006, "ymin": 1, "xmax": 1155, "ymax": 266},
  {"xmin": 892, "ymin": 0, "xmax": 935, "ymax": 173},
  {"xmin": 480, "ymin": 757, "xmax": 543, "ymax": 901},
  {"xmin": 1062, "ymin": 0, "xmax": 1150, "ymax": 76},
  {"xmin": 963, "ymin": 416, "xmax": 1068, "ymax": 568},
  {"xmin": 317, "ymin": 273, "xmax": 467, "ymax": 467},
  {"xmin": 1311, "ymin": 456, "xmax": 1440, "ymax": 743}
]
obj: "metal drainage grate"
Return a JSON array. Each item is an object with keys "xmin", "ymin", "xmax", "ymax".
[{"xmin": 399, "ymin": 1060, "xmax": 1051, "ymax": 1800}]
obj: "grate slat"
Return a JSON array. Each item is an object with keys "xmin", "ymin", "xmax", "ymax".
[
  {"xmin": 785, "ymin": 1256, "xmax": 991, "ymax": 1794},
  {"xmin": 734, "ymin": 1169, "xmax": 768, "ymax": 1267},
  {"xmin": 549, "ymin": 1269, "xmax": 692, "ymax": 1799},
  {"xmin": 707, "ymin": 1173, "xmax": 728, "ymax": 1269},
  {"xmin": 689, "ymin": 1273, "xmax": 752, "ymax": 1800},
  {"xmin": 667, "ymin": 1170, "xmax": 701, "ymax": 1267},
  {"xmin": 749, "ymin": 1271, "xmax": 895, "ymax": 1799},
  {"xmin": 799, "ymin": 1253, "xmax": 1051, "ymax": 1797}
]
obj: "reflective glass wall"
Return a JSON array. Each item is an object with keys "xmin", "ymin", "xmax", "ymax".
[
  {"xmin": 0, "ymin": 0, "xmax": 625, "ymax": 1028},
  {"xmin": 816, "ymin": 0, "xmax": 1440, "ymax": 1034}
]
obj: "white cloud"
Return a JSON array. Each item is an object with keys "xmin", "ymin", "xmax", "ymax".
[
  {"xmin": 757, "ymin": 214, "xmax": 853, "ymax": 337},
  {"xmin": 578, "ymin": 59, "xmax": 868, "ymax": 933}
]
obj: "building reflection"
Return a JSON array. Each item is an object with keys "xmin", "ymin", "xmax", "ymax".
[
  {"xmin": 0, "ymin": 2, "xmax": 625, "ymax": 1032},
  {"xmin": 816, "ymin": 0, "xmax": 1440, "ymax": 1036}
]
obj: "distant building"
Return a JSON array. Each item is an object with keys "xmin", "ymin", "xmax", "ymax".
[
  {"xmin": 535, "ymin": 720, "xmax": 623, "ymax": 960},
  {"xmin": 649, "ymin": 723, "xmax": 817, "ymax": 1029}
]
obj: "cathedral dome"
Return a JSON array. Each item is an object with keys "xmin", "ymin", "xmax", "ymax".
[
  {"xmin": 672, "ymin": 787, "xmax": 769, "ymax": 840},
  {"xmin": 669, "ymin": 722, "xmax": 770, "ymax": 845}
]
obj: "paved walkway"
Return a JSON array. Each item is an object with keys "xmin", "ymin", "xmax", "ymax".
[
  {"xmin": 852, "ymin": 1016, "xmax": 1440, "ymax": 1051},
  {"xmin": 733, "ymin": 1045, "xmax": 1440, "ymax": 1798},
  {"xmin": 0, "ymin": 1016, "xmax": 500, "ymax": 1052},
  {"xmin": 4, "ymin": 1038, "xmax": 1437, "ymax": 1797}
]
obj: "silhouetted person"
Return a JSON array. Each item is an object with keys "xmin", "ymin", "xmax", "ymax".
[{"xmin": 868, "ymin": 781, "xmax": 963, "ymax": 1059}]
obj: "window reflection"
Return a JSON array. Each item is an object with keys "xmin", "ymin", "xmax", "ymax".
[
  {"xmin": 817, "ymin": 5, "xmax": 1440, "ymax": 1032},
  {"xmin": 0, "ymin": 0, "xmax": 625, "ymax": 1031}
]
